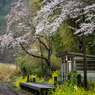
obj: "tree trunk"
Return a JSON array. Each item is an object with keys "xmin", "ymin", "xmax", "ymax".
[
  {"xmin": 39, "ymin": 38, "xmax": 44, "ymax": 78},
  {"xmin": 82, "ymin": 9, "xmax": 87, "ymax": 89},
  {"xmin": 83, "ymin": 32, "xmax": 87, "ymax": 89},
  {"xmin": 47, "ymin": 55, "xmax": 51, "ymax": 75},
  {"xmin": 48, "ymin": 66, "xmax": 51, "ymax": 75}
]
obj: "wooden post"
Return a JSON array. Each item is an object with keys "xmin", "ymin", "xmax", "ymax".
[
  {"xmin": 74, "ymin": 60, "xmax": 76, "ymax": 70},
  {"xmin": 64, "ymin": 58, "xmax": 66, "ymax": 79},
  {"xmin": 54, "ymin": 76, "xmax": 57, "ymax": 88},
  {"xmin": 27, "ymin": 75, "xmax": 29, "ymax": 82},
  {"xmin": 67, "ymin": 62, "xmax": 69, "ymax": 73},
  {"xmin": 61, "ymin": 58, "xmax": 63, "ymax": 82},
  {"xmin": 61, "ymin": 63, "xmax": 63, "ymax": 82},
  {"xmin": 33, "ymin": 76, "xmax": 35, "ymax": 82},
  {"xmin": 70, "ymin": 56, "xmax": 72, "ymax": 71},
  {"xmin": 77, "ymin": 74, "xmax": 81, "ymax": 86},
  {"xmin": 68, "ymin": 75, "xmax": 70, "ymax": 80}
]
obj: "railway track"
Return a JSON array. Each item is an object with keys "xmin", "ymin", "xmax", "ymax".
[{"xmin": 0, "ymin": 83, "xmax": 19, "ymax": 95}]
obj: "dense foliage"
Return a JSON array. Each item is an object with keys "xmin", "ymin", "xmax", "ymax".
[{"xmin": 53, "ymin": 23, "xmax": 78, "ymax": 53}]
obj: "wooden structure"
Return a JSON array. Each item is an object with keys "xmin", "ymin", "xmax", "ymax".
[
  {"xmin": 20, "ymin": 82, "xmax": 54, "ymax": 95},
  {"xmin": 20, "ymin": 76, "xmax": 58, "ymax": 95},
  {"xmin": 56, "ymin": 51, "xmax": 95, "ymax": 82}
]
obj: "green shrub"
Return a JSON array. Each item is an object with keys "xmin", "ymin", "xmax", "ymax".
[
  {"xmin": 49, "ymin": 82, "xmax": 95, "ymax": 95},
  {"xmin": 68, "ymin": 71, "xmax": 81, "ymax": 86}
]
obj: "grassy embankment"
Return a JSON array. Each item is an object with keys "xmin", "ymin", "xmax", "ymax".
[{"xmin": 0, "ymin": 63, "xmax": 22, "ymax": 82}]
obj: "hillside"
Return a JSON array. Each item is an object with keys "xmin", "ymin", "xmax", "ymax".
[{"xmin": 0, "ymin": 0, "xmax": 17, "ymax": 63}]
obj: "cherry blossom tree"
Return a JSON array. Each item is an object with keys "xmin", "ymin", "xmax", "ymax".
[
  {"xmin": 35, "ymin": 0, "xmax": 95, "ymax": 34},
  {"xmin": 0, "ymin": 0, "xmax": 52, "ymax": 75},
  {"xmin": 0, "ymin": 0, "xmax": 95, "ymax": 82},
  {"xmin": 34, "ymin": 0, "xmax": 95, "ymax": 51},
  {"xmin": 34, "ymin": 0, "xmax": 95, "ymax": 88}
]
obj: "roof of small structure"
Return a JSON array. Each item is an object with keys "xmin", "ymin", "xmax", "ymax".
[{"xmin": 56, "ymin": 51, "xmax": 95, "ymax": 58}]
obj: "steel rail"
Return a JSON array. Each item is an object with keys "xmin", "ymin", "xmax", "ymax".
[
  {"xmin": 0, "ymin": 83, "xmax": 19, "ymax": 95},
  {"xmin": 7, "ymin": 85, "xmax": 19, "ymax": 95},
  {"xmin": 0, "ymin": 84, "xmax": 7, "ymax": 95}
]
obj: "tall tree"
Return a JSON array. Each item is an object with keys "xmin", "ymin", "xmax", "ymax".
[
  {"xmin": 34, "ymin": 0, "xmax": 95, "ymax": 88},
  {"xmin": 34, "ymin": 0, "xmax": 95, "ymax": 46},
  {"xmin": 0, "ymin": 0, "xmax": 53, "ymax": 75}
]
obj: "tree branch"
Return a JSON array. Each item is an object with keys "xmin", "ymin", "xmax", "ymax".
[
  {"xmin": 36, "ymin": 34, "xmax": 52, "ymax": 54},
  {"xmin": 39, "ymin": 39, "xmax": 49, "ymax": 51},
  {"xmin": 20, "ymin": 43, "xmax": 48, "ymax": 62}
]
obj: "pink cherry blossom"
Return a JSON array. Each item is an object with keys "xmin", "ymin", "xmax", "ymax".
[{"xmin": 34, "ymin": 0, "xmax": 95, "ymax": 35}]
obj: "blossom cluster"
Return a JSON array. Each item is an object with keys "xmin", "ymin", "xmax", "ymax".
[
  {"xmin": 0, "ymin": 0, "xmax": 95, "ymax": 53},
  {"xmin": 0, "ymin": 0, "xmax": 35, "ymax": 53},
  {"xmin": 34, "ymin": 0, "xmax": 95, "ymax": 35}
]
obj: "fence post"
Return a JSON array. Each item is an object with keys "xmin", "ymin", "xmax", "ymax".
[
  {"xmin": 68, "ymin": 75, "xmax": 70, "ymax": 80},
  {"xmin": 33, "ymin": 76, "xmax": 35, "ymax": 82},
  {"xmin": 54, "ymin": 76, "xmax": 57, "ymax": 88},
  {"xmin": 27, "ymin": 75, "xmax": 29, "ymax": 82},
  {"xmin": 77, "ymin": 74, "xmax": 81, "ymax": 86}
]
